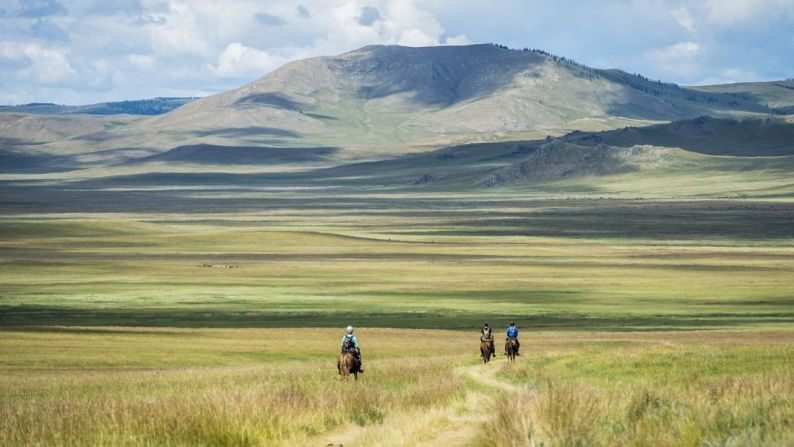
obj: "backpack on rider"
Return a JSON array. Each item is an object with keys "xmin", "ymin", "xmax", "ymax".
[{"xmin": 340, "ymin": 326, "xmax": 364, "ymax": 372}]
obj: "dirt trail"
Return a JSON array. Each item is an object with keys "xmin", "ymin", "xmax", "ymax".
[
  {"xmin": 314, "ymin": 357, "xmax": 522, "ymax": 446},
  {"xmin": 459, "ymin": 360, "xmax": 521, "ymax": 393}
]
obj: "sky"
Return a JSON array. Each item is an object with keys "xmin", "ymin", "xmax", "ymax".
[{"xmin": 1, "ymin": 0, "xmax": 792, "ymax": 104}]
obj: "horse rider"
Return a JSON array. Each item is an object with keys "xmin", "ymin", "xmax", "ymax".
[
  {"xmin": 481, "ymin": 322, "xmax": 496, "ymax": 358},
  {"xmin": 505, "ymin": 321, "xmax": 520, "ymax": 356},
  {"xmin": 341, "ymin": 325, "xmax": 364, "ymax": 372}
]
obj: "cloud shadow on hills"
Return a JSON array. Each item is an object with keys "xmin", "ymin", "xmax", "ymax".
[
  {"xmin": 0, "ymin": 143, "xmax": 76, "ymax": 173},
  {"xmin": 234, "ymin": 92, "xmax": 305, "ymax": 110},
  {"xmin": 72, "ymin": 131, "xmax": 119, "ymax": 142},
  {"xmin": 562, "ymin": 116, "xmax": 794, "ymax": 156},
  {"xmin": 341, "ymin": 45, "xmax": 545, "ymax": 107},
  {"xmin": 192, "ymin": 126, "xmax": 300, "ymax": 138},
  {"xmin": 135, "ymin": 144, "xmax": 339, "ymax": 165},
  {"xmin": 0, "ymin": 149, "xmax": 53, "ymax": 172},
  {"xmin": 232, "ymin": 93, "xmax": 337, "ymax": 120},
  {"xmin": 0, "ymin": 137, "xmax": 43, "ymax": 149}
]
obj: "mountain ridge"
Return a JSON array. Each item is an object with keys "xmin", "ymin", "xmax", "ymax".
[
  {"xmin": 29, "ymin": 43, "xmax": 786, "ymax": 162},
  {"xmin": 0, "ymin": 97, "xmax": 197, "ymax": 116}
]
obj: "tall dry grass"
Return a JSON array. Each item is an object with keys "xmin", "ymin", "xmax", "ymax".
[
  {"xmin": 0, "ymin": 361, "xmax": 464, "ymax": 446},
  {"xmin": 482, "ymin": 375, "xmax": 794, "ymax": 446},
  {"xmin": 478, "ymin": 340, "xmax": 794, "ymax": 447},
  {"xmin": 0, "ymin": 328, "xmax": 470, "ymax": 446}
]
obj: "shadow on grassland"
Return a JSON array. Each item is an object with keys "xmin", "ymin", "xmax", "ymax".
[
  {"xmin": 134, "ymin": 144, "xmax": 338, "ymax": 165},
  {"xmin": 3, "ymin": 326, "xmax": 190, "ymax": 336},
  {"xmin": 192, "ymin": 127, "xmax": 300, "ymax": 138},
  {"xmin": 423, "ymin": 204, "xmax": 794, "ymax": 240},
  {"xmin": 2, "ymin": 306, "xmax": 793, "ymax": 331}
]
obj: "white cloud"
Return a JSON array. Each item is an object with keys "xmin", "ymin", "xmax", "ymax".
[
  {"xmin": 648, "ymin": 41, "xmax": 700, "ymax": 60},
  {"xmin": 26, "ymin": 43, "xmax": 75, "ymax": 83},
  {"xmin": 146, "ymin": 3, "xmax": 208, "ymax": 57},
  {"xmin": 444, "ymin": 34, "xmax": 470, "ymax": 45},
  {"xmin": 395, "ymin": 28, "xmax": 437, "ymax": 46},
  {"xmin": 320, "ymin": 0, "xmax": 467, "ymax": 48},
  {"xmin": 384, "ymin": 0, "xmax": 448, "ymax": 46},
  {"xmin": 703, "ymin": 0, "xmax": 794, "ymax": 26},
  {"xmin": 644, "ymin": 41, "xmax": 701, "ymax": 78},
  {"xmin": 671, "ymin": 7, "xmax": 695, "ymax": 32},
  {"xmin": 697, "ymin": 67, "xmax": 763, "ymax": 85},
  {"xmin": 210, "ymin": 42, "xmax": 279, "ymax": 78},
  {"xmin": 0, "ymin": 41, "xmax": 75, "ymax": 84},
  {"xmin": 127, "ymin": 53, "xmax": 154, "ymax": 70},
  {"xmin": 1, "ymin": 0, "xmax": 793, "ymax": 103},
  {"xmin": 2, "ymin": 0, "xmax": 469, "ymax": 102}
]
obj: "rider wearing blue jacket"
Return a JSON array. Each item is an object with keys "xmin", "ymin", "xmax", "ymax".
[
  {"xmin": 505, "ymin": 322, "xmax": 520, "ymax": 355},
  {"xmin": 341, "ymin": 325, "xmax": 364, "ymax": 372}
]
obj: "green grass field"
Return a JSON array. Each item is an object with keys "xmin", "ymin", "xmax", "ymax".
[{"xmin": 1, "ymin": 193, "xmax": 793, "ymax": 445}]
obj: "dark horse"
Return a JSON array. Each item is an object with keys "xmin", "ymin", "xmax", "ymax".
[
  {"xmin": 480, "ymin": 338, "xmax": 495, "ymax": 363},
  {"xmin": 505, "ymin": 339, "xmax": 518, "ymax": 363},
  {"xmin": 337, "ymin": 351, "xmax": 360, "ymax": 380}
]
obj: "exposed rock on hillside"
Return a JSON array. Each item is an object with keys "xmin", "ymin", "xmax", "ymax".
[{"xmin": 481, "ymin": 141, "xmax": 677, "ymax": 186}]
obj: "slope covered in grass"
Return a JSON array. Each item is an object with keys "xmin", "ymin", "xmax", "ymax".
[
  {"xmin": 27, "ymin": 44, "xmax": 782, "ymax": 162},
  {"xmin": 691, "ymin": 80, "xmax": 794, "ymax": 113}
]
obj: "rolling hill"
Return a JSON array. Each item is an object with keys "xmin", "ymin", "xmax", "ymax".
[
  {"xmin": 44, "ymin": 115, "xmax": 789, "ymax": 202},
  {"xmin": 29, "ymin": 44, "xmax": 785, "ymax": 162},
  {"xmin": 0, "ymin": 97, "xmax": 197, "ymax": 116},
  {"xmin": 1, "ymin": 44, "xmax": 793, "ymax": 200},
  {"xmin": 690, "ymin": 80, "xmax": 794, "ymax": 113}
]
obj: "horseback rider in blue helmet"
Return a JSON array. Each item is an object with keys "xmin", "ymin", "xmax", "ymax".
[
  {"xmin": 505, "ymin": 321, "xmax": 520, "ymax": 356},
  {"xmin": 340, "ymin": 325, "xmax": 364, "ymax": 372}
]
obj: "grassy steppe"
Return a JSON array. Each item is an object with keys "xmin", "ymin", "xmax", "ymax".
[
  {"xmin": 485, "ymin": 331, "xmax": 794, "ymax": 446},
  {"xmin": 1, "ymin": 195, "xmax": 793, "ymax": 445},
  {"xmin": 1, "ymin": 328, "xmax": 791, "ymax": 446},
  {"xmin": 0, "ymin": 327, "xmax": 468, "ymax": 445},
  {"xmin": 2, "ymin": 201, "xmax": 793, "ymax": 330}
]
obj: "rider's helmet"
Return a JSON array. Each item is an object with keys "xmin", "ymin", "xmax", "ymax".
[
  {"xmin": 346, "ymin": 325, "xmax": 354, "ymax": 335},
  {"xmin": 509, "ymin": 321, "xmax": 515, "ymax": 326}
]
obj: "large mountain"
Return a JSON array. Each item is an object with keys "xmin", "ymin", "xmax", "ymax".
[
  {"xmin": 35, "ymin": 44, "xmax": 781, "ymax": 162},
  {"xmin": 3, "ymin": 43, "xmax": 793, "ymax": 201}
]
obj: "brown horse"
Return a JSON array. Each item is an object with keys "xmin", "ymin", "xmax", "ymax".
[
  {"xmin": 505, "ymin": 338, "xmax": 518, "ymax": 363},
  {"xmin": 337, "ymin": 351, "xmax": 360, "ymax": 380},
  {"xmin": 480, "ymin": 338, "xmax": 494, "ymax": 363}
]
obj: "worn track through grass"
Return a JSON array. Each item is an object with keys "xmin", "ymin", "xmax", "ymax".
[{"xmin": 316, "ymin": 357, "xmax": 524, "ymax": 446}]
